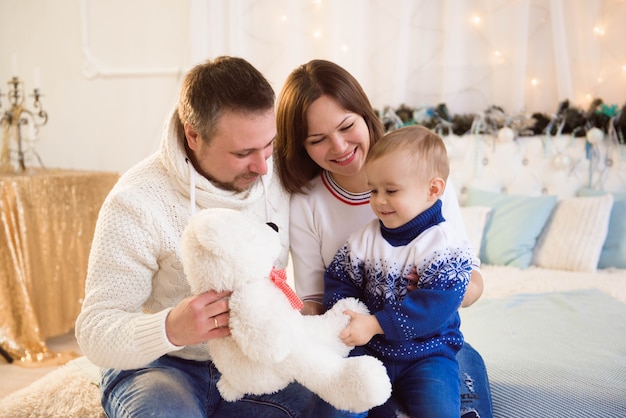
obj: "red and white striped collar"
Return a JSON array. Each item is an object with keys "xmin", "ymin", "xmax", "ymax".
[{"xmin": 320, "ymin": 170, "xmax": 370, "ymax": 206}]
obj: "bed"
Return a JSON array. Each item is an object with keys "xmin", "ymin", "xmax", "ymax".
[
  {"xmin": 450, "ymin": 133, "xmax": 626, "ymax": 417},
  {"xmin": 0, "ymin": 133, "xmax": 625, "ymax": 417}
]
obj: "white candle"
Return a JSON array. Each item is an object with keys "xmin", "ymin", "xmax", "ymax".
[
  {"xmin": 11, "ymin": 52, "xmax": 18, "ymax": 76},
  {"xmin": 33, "ymin": 66, "xmax": 41, "ymax": 89}
]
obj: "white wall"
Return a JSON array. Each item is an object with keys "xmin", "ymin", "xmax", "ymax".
[
  {"xmin": 2, "ymin": 0, "xmax": 625, "ymax": 174},
  {"xmin": 0, "ymin": 0, "xmax": 189, "ymax": 174}
]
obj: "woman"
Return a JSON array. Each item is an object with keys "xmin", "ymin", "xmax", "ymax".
[{"xmin": 275, "ymin": 59, "xmax": 492, "ymax": 418}]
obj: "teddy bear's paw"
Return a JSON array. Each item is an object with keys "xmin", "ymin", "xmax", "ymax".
[
  {"xmin": 322, "ymin": 355, "xmax": 392, "ymax": 413},
  {"xmin": 216, "ymin": 378, "xmax": 246, "ymax": 402},
  {"xmin": 332, "ymin": 297, "xmax": 370, "ymax": 316},
  {"xmin": 352, "ymin": 355, "xmax": 392, "ymax": 408},
  {"xmin": 321, "ymin": 297, "xmax": 368, "ymax": 333}
]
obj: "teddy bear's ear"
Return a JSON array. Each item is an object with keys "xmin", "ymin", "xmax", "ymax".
[
  {"xmin": 190, "ymin": 209, "xmax": 243, "ymax": 256},
  {"xmin": 182, "ymin": 208, "xmax": 283, "ymax": 293},
  {"xmin": 181, "ymin": 209, "xmax": 246, "ymax": 293}
]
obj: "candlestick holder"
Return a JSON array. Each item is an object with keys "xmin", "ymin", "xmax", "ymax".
[{"xmin": 0, "ymin": 76, "xmax": 48, "ymax": 172}]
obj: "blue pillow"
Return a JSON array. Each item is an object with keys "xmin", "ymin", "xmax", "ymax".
[
  {"xmin": 577, "ymin": 188, "xmax": 626, "ymax": 269},
  {"xmin": 465, "ymin": 188, "xmax": 557, "ymax": 268}
]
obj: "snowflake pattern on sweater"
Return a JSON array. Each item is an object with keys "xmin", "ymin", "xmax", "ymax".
[{"xmin": 323, "ymin": 200, "xmax": 473, "ymax": 361}]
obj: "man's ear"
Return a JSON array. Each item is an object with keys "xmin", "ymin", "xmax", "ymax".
[
  {"xmin": 428, "ymin": 177, "xmax": 446, "ymax": 201},
  {"xmin": 184, "ymin": 124, "xmax": 199, "ymax": 150}
]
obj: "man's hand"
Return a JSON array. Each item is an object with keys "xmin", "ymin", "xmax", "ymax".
[
  {"xmin": 165, "ymin": 290, "xmax": 231, "ymax": 346},
  {"xmin": 339, "ymin": 310, "xmax": 383, "ymax": 346}
]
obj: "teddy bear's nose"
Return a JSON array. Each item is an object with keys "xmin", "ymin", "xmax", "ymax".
[{"xmin": 266, "ymin": 222, "xmax": 279, "ymax": 233}]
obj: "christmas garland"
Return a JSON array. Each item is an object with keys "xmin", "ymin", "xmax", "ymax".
[{"xmin": 377, "ymin": 99, "xmax": 626, "ymax": 144}]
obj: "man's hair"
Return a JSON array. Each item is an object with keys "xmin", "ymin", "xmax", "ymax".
[
  {"xmin": 275, "ymin": 59, "xmax": 384, "ymax": 193},
  {"xmin": 177, "ymin": 56, "xmax": 275, "ymax": 143},
  {"xmin": 367, "ymin": 125, "xmax": 449, "ymax": 181}
]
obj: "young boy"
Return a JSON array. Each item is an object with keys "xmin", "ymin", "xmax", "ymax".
[{"xmin": 323, "ymin": 125, "xmax": 473, "ymax": 417}]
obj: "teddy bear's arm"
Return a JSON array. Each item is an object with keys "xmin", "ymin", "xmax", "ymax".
[{"xmin": 228, "ymin": 282, "xmax": 298, "ymax": 363}]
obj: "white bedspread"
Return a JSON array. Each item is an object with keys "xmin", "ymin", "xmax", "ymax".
[
  {"xmin": 480, "ymin": 265, "xmax": 626, "ymax": 304},
  {"xmin": 461, "ymin": 266, "xmax": 626, "ymax": 418}
]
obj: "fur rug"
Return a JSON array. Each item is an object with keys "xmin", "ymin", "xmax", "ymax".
[{"xmin": 0, "ymin": 357, "xmax": 103, "ymax": 418}]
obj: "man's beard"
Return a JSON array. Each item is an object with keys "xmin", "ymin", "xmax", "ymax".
[{"xmin": 205, "ymin": 172, "xmax": 258, "ymax": 193}]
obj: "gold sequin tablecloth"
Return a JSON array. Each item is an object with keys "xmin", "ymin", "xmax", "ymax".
[{"xmin": 0, "ymin": 168, "xmax": 118, "ymax": 365}]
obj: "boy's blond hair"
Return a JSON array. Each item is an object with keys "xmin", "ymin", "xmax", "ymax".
[{"xmin": 366, "ymin": 125, "xmax": 449, "ymax": 181}]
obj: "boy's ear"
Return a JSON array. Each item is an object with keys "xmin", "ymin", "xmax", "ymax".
[{"xmin": 428, "ymin": 178, "xmax": 446, "ymax": 200}]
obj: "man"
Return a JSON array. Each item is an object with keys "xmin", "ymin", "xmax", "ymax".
[{"xmin": 75, "ymin": 56, "xmax": 312, "ymax": 417}]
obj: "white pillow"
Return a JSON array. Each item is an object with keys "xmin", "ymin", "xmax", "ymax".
[
  {"xmin": 460, "ymin": 206, "xmax": 492, "ymax": 258},
  {"xmin": 532, "ymin": 194, "xmax": 614, "ymax": 272}
]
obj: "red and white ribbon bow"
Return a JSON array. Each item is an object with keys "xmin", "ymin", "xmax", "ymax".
[{"xmin": 269, "ymin": 267, "xmax": 304, "ymax": 310}]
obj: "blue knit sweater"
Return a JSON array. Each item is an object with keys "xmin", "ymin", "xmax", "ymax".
[{"xmin": 323, "ymin": 200, "xmax": 473, "ymax": 361}]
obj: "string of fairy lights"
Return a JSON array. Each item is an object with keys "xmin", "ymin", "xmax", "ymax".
[{"xmin": 271, "ymin": 1, "xmax": 625, "ymax": 118}]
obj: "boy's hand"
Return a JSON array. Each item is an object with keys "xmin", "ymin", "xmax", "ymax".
[{"xmin": 339, "ymin": 310, "xmax": 383, "ymax": 346}]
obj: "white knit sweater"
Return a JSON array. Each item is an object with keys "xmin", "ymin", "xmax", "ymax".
[{"xmin": 75, "ymin": 109, "xmax": 290, "ymax": 369}]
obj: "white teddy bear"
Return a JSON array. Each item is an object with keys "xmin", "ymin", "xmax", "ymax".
[{"xmin": 181, "ymin": 207, "xmax": 392, "ymax": 413}]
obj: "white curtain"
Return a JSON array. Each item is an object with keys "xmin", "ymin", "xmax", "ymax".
[{"xmin": 189, "ymin": 0, "xmax": 626, "ymax": 116}]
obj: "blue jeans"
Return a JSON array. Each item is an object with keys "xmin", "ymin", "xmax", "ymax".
[
  {"xmin": 457, "ymin": 342, "xmax": 493, "ymax": 418},
  {"xmin": 377, "ymin": 351, "xmax": 461, "ymax": 418},
  {"xmin": 100, "ymin": 355, "xmax": 316, "ymax": 417},
  {"xmin": 312, "ymin": 342, "xmax": 493, "ymax": 418}
]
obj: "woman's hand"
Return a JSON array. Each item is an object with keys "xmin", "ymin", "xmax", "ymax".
[
  {"xmin": 300, "ymin": 300, "xmax": 325, "ymax": 316},
  {"xmin": 405, "ymin": 267, "xmax": 419, "ymax": 291},
  {"xmin": 405, "ymin": 267, "xmax": 483, "ymax": 307},
  {"xmin": 165, "ymin": 290, "xmax": 232, "ymax": 346}
]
